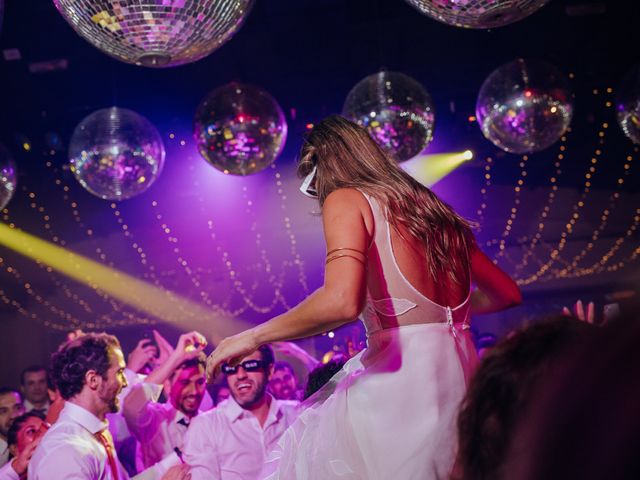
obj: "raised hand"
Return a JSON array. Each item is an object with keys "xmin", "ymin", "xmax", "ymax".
[
  {"xmin": 562, "ymin": 299, "xmax": 595, "ymax": 324},
  {"xmin": 127, "ymin": 338, "xmax": 159, "ymax": 373},
  {"xmin": 206, "ymin": 329, "xmax": 258, "ymax": 383}
]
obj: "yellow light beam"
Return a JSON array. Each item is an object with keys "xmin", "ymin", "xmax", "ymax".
[
  {"xmin": 401, "ymin": 150, "xmax": 474, "ymax": 186},
  {"xmin": 0, "ymin": 223, "xmax": 248, "ymax": 343}
]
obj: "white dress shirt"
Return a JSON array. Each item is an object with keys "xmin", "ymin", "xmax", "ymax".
[
  {"xmin": 23, "ymin": 400, "xmax": 50, "ymax": 416},
  {"xmin": 183, "ymin": 396, "xmax": 299, "ymax": 480},
  {"xmin": 123, "ymin": 383, "xmax": 194, "ymax": 469},
  {"xmin": 0, "ymin": 461, "xmax": 19, "ymax": 480},
  {"xmin": 28, "ymin": 402, "xmax": 178, "ymax": 480},
  {"xmin": 0, "ymin": 438, "xmax": 9, "ymax": 468}
]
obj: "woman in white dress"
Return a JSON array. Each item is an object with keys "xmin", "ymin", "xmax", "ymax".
[{"xmin": 206, "ymin": 115, "xmax": 522, "ymax": 479}]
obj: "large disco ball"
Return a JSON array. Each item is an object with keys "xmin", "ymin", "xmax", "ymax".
[
  {"xmin": 616, "ymin": 64, "xmax": 640, "ymax": 145},
  {"xmin": 194, "ymin": 83, "xmax": 287, "ymax": 176},
  {"xmin": 404, "ymin": 0, "xmax": 550, "ymax": 29},
  {"xmin": 53, "ymin": 0, "xmax": 254, "ymax": 67},
  {"xmin": 476, "ymin": 59, "xmax": 573, "ymax": 154},
  {"xmin": 343, "ymin": 71, "xmax": 435, "ymax": 162},
  {"xmin": 0, "ymin": 144, "xmax": 17, "ymax": 211},
  {"xmin": 69, "ymin": 107, "xmax": 165, "ymax": 200}
]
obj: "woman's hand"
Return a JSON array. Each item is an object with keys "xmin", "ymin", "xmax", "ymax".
[{"xmin": 206, "ymin": 329, "xmax": 259, "ymax": 382}]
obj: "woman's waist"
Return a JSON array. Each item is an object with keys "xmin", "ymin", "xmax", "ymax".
[{"xmin": 365, "ymin": 319, "xmax": 471, "ymax": 337}]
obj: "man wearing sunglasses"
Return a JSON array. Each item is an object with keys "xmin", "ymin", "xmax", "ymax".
[{"xmin": 182, "ymin": 345, "xmax": 299, "ymax": 480}]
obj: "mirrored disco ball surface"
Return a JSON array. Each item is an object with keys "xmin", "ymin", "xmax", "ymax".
[
  {"xmin": 53, "ymin": 0, "xmax": 254, "ymax": 67},
  {"xmin": 343, "ymin": 71, "xmax": 435, "ymax": 162},
  {"xmin": 476, "ymin": 59, "xmax": 573, "ymax": 154},
  {"xmin": 194, "ymin": 83, "xmax": 287, "ymax": 176},
  {"xmin": 616, "ymin": 64, "xmax": 640, "ymax": 145},
  {"xmin": 0, "ymin": 144, "xmax": 17, "ymax": 211},
  {"xmin": 69, "ymin": 107, "xmax": 165, "ymax": 200},
  {"xmin": 404, "ymin": 0, "xmax": 550, "ymax": 29}
]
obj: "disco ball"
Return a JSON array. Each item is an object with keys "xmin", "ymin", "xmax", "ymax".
[
  {"xmin": 194, "ymin": 83, "xmax": 287, "ymax": 176},
  {"xmin": 69, "ymin": 107, "xmax": 165, "ymax": 200},
  {"xmin": 0, "ymin": 144, "xmax": 17, "ymax": 211},
  {"xmin": 404, "ymin": 0, "xmax": 551, "ymax": 29},
  {"xmin": 53, "ymin": 0, "xmax": 254, "ymax": 67},
  {"xmin": 616, "ymin": 64, "xmax": 640, "ymax": 145},
  {"xmin": 476, "ymin": 59, "xmax": 573, "ymax": 154},
  {"xmin": 343, "ymin": 71, "xmax": 435, "ymax": 162}
]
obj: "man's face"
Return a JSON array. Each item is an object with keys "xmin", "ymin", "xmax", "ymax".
[
  {"xmin": 0, "ymin": 392, "xmax": 24, "ymax": 439},
  {"xmin": 227, "ymin": 351, "xmax": 272, "ymax": 409},
  {"xmin": 10, "ymin": 416, "xmax": 48, "ymax": 457},
  {"xmin": 169, "ymin": 365, "xmax": 206, "ymax": 417},
  {"xmin": 22, "ymin": 370, "xmax": 48, "ymax": 405},
  {"xmin": 269, "ymin": 367, "xmax": 298, "ymax": 400},
  {"xmin": 97, "ymin": 347, "xmax": 127, "ymax": 414}
]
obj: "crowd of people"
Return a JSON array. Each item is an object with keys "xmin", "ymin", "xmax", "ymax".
[
  {"xmin": 1, "ymin": 303, "xmax": 633, "ymax": 480},
  {"xmin": 1, "ymin": 115, "xmax": 635, "ymax": 479}
]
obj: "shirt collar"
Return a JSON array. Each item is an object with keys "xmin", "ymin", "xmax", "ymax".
[
  {"xmin": 223, "ymin": 394, "xmax": 282, "ymax": 425},
  {"xmin": 24, "ymin": 399, "xmax": 50, "ymax": 412},
  {"xmin": 62, "ymin": 401, "xmax": 109, "ymax": 435},
  {"xmin": 0, "ymin": 436, "xmax": 7, "ymax": 453}
]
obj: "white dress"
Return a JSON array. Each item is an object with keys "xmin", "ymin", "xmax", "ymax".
[{"xmin": 262, "ymin": 193, "xmax": 478, "ymax": 480}]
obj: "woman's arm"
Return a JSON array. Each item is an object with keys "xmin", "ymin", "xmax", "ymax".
[
  {"xmin": 206, "ymin": 189, "xmax": 371, "ymax": 377},
  {"xmin": 469, "ymin": 247, "xmax": 522, "ymax": 314}
]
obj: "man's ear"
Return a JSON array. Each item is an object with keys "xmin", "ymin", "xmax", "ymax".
[
  {"xmin": 267, "ymin": 364, "xmax": 275, "ymax": 381},
  {"xmin": 85, "ymin": 370, "xmax": 100, "ymax": 391},
  {"xmin": 8, "ymin": 444, "xmax": 17, "ymax": 457}
]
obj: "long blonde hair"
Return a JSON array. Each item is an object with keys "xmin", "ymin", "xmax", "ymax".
[{"xmin": 298, "ymin": 115, "xmax": 475, "ymax": 283}]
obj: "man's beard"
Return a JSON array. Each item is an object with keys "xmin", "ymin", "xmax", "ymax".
[
  {"xmin": 107, "ymin": 395, "xmax": 119, "ymax": 413},
  {"xmin": 235, "ymin": 377, "xmax": 268, "ymax": 409}
]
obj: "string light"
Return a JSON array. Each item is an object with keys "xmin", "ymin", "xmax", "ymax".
[
  {"xmin": 512, "ymin": 131, "xmax": 570, "ymax": 272},
  {"xmin": 517, "ymin": 88, "xmax": 614, "ymax": 285}
]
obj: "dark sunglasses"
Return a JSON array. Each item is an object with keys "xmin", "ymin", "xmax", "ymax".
[{"xmin": 221, "ymin": 359, "xmax": 269, "ymax": 375}]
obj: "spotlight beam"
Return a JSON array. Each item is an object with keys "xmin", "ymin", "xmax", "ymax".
[
  {"xmin": 401, "ymin": 150, "xmax": 474, "ymax": 186},
  {"xmin": 0, "ymin": 223, "xmax": 248, "ymax": 343}
]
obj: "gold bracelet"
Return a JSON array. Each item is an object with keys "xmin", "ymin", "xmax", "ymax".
[
  {"xmin": 326, "ymin": 247, "xmax": 366, "ymax": 257},
  {"xmin": 326, "ymin": 254, "xmax": 366, "ymax": 265}
]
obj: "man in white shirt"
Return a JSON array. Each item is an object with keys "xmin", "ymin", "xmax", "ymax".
[
  {"xmin": 28, "ymin": 332, "xmax": 190, "ymax": 480},
  {"xmin": 123, "ymin": 331, "xmax": 207, "ymax": 469},
  {"xmin": 0, "ymin": 389, "xmax": 24, "ymax": 468},
  {"xmin": 183, "ymin": 345, "xmax": 299, "ymax": 480},
  {"xmin": 20, "ymin": 367, "xmax": 50, "ymax": 416}
]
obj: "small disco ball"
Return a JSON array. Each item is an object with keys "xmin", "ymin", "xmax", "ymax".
[
  {"xmin": 69, "ymin": 107, "xmax": 165, "ymax": 200},
  {"xmin": 53, "ymin": 0, "xmax": 254, "ymax": 67},
  {"xmin": 193, "ymin": 83, "xmax": 287, "ymax": 176},
  {"xmin": 476, "ymin": 59, "xmax": 573, "ymax": 154},
  {"xmin": 343, "ymin": 71, "xmax": 435, "ymax": 162},
  {"xmin": 0, "ymin": 144, "xmax": 17, "ymax": 211},
  {"xmin": 404, "ymin": 0, "xmax": 550, "ymax": 29},
  {"xmin": 616, "ymin": 64, "xmax": 640, "ymax": 145}
]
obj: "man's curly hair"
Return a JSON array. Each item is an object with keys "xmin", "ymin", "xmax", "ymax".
[{"xmin": 51, "ymin": 333, "xmax": 121, "ymax": 400}]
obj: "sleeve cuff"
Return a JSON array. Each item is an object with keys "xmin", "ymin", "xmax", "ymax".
[{"xmin": 155, "ymin": 451, "xmax": 181, "ymax": 474}]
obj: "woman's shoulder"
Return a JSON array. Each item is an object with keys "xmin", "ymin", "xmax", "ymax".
[{"xmin": 324, "ymin": 187, "xmax": 369, "ymax": 206}]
